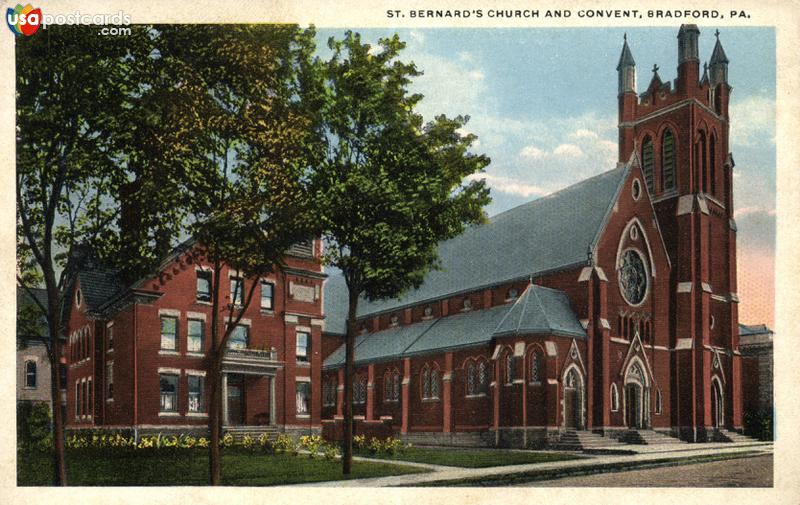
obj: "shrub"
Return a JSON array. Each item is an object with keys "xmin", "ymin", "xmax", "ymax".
[
  {"xmin": 299, "ymin": 434, "xmax": 323, "ymax": 458},
  {"xmin": 272, "ymin": 434, "xmax": 297, "ymax": 455},
  {"xmin": 221, "ymin": 432, "xmax": 235, "ymax": 448},
  {"xmin": 353, "ymin": 434, "xmax": 366, "ymax": 452},
  {"xmin": 18, "ymin": 402, "xmax": 51, "ymax": 449},
  {"xmin": 323, "ymin": 443, "xmax": 340, "ymax": 462},
  {"xmin": 242, "ymin": 434, "xmax": 255, "ymax": 450},
  {"xmin": 367, "ymin": 437, "xmax": 383, "ymax": 455},
  {"xmin": 197, "ymin": 437, "xmax": 210, "ymax": 448},
  {"xmin": 382, "ymin": 437, "xmax": 403, "ymax": 455}
]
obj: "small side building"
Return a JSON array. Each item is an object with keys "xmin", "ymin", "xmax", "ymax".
[{"xmin": 739, "ymin": 323, "xmax": 773, "ymax": 439}]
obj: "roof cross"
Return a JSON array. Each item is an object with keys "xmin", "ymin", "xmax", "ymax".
[
  {"xmin": 715, "ymin": 29, "xmax": 720, "ymax": 40},
  {"xmin": 652, "ymin": 64, "xmax": 659, "ymax": 74}
]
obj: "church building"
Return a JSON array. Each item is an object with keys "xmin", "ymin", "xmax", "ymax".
[{"xmin": 321, "ymin": 25, "xmax": 743, "ymax": 446}]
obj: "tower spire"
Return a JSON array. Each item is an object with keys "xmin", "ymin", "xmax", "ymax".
[
  {"xmin": 709, "ymin": 29, "xmax": 729, "ymax": 86},
  {"xmin": 617, "ymin": 34, "xmax": 636, "ymax": 95}
]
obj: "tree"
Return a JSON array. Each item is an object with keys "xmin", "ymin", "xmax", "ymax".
[
  {"xmin": 313, "ymin": 32, "xmax": 491, "ymax": 474},
  {"xmin": 15, "ymin": 25, "xmax": 173, "ymax": 485},
  {"xmin": 147, "ymin": 25, "xmax": 322, "ymax": 484}
]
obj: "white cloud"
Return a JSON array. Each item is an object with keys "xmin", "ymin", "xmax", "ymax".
[
  {"xmin": 467, "ymin": 173, "xmax": 548, "ymax": 198},
  {"xmin": 519, "ymin": 145, "xmax": 546, "ymax": 160},
  {"xmin": 729, "ymin": 95, "xmax": 775, "ymax": 148},
  {"xmin": 553, "ymin": 143, "xmax": 584, "ymax": 158},
  {"xmin": 468, "ymin": 70, "xmax": 485, "ymax": 81},
  {"xmin": 734, "ymin": 206, "xmax": 776, "ymax": 219},
  {"xmin": 367, "ymin": 44, "xmax": 383, "ymax": 56},
  {"xmin": 458, "ymin": 51, "xmax": 474, "ymax": 62},
  {"xmin": 408, "ymin": 30, "xmax": 425, "ymax": 45},
  {"xmin": 569, "ymin": 128, "xmax": 599, "ymax": 140}
]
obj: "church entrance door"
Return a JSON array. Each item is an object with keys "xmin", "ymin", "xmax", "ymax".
[
  {"xmin": 625, "ymin": 383, "xmax": 643, "ymax": 428},
  {"xmin": 711, "ymin": 379, "xmax": 724, "ymax": 428},
  {"xmin": 563, "ymin": 367, "xmax": 583, "ymax": 430}
]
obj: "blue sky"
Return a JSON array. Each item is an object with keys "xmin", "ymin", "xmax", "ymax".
[{"xmin": 316, "ymin": 27, "xmax": 776, "ymax": 324}]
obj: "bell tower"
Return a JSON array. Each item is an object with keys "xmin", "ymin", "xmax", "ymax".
[{"xmin": 616, "ymin": 26, "xmax": 741, "ymax": 441}]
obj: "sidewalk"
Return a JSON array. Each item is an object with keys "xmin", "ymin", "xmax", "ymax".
[{"xmin": 295, "ymin": 442, "xmax": 773, "ymax": 487}]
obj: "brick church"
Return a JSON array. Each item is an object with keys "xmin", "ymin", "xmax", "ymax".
[
  {"xmin": 61, "ymin": 25, "xmax": 745, "ymax": 446},
  {"xmin": 321, "ymin": 25, "xmax": 744, "ymax": 445}
]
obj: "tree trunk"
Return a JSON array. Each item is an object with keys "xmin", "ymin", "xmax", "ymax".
[
  {"xmin": 208, "ymin": 261, "xmax": 223, "ymax": 485},
  {"xmin": 342, "ymin": 289, "xmax": 358, "ymax": 475},
  {"xmin": 208, "ymin": 355, "xmax": 222, "ymax": 485},
  {"xmin": 46, "ymin": 280, "xmax": 67, "ymax": 485}
]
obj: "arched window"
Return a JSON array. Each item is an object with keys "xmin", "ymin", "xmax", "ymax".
[
  {"xmin": 641, "ymin": 136, "xmax": 655, "ymax": 193},
  {"xmin": 430, "ymin": 369, "xmax": 441, "ymax": 399},
  {"xmin": 661, "ymin": 129, "xmax": 676, "ymax": 191},
  {"xmin": 505, "ymin": 353, "xmax": 516, "ymax": 385},
  {"xmin": 383, "ymin": 368, "xmax": 400, "ymax": 402},
  {"xmin": 421, "ymin": 367, "xmax": 431, "ymax": 399},
  {"xmin": 698, "ymin": 130, "xmax": 708, "ymax": 193},
  {"xmin": 467, "ymin": 362, "xmax": 477, "ymax": 396},
  {"xmin": 353, "ymin": 375, "xmax": 367, "ymax": 405},
  {"xmin": 530, "ymin": 351, "xmax": 542, "ymax": 383},
  {"xmin": 611, "ymin": 383, "xmax": 619, "ymax": 411},
  {"xmin": 710, "ymin": 134, "xmax": 717, "ymax": 196},
  {"xmin": 478, "ymin": 360, "xmax": 489, "ymax": 394},
  {"xmin": 24, "ymin": 360, "xmax": 37, "ymax": 388},
  {"xmin": 656, "ymin": 389, "xmax": 663, "ymax": 414}
]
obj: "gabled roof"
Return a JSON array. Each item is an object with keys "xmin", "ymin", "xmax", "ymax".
[
  {"xmin": 348, "ymin": 164, "xmax": 630, "ymax": 318},
  {"xmin": 17, "ymin": 286, "xmax": 49, "ymax": 342},
  {"xmin": 78, "ymin": 268, "xmax": 127, "ymax": 312},
  {"xmin": 323, "ymin": 284, "xmax": 584, "ymax": 369}
]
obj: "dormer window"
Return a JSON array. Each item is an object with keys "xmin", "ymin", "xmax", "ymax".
[
  {"xmin": 462, "ymin": 298, "xmax": 472, "ymax": 311},
  {"xmin": 390, "ymin": 315, "xmax": 399, "ymax": 326},
  {"xmin": 507, "ymin": 288, "xmax": 519, "ymax": 300},
  {"xmin": 75, "ymin": 289, "xmax": 82, "ymax": 308},
  {"xmin": 423, "ymin": 306, "xmax": 433, "ymax": 318}
]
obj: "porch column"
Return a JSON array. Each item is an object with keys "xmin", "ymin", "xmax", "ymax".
[
  {"xmin": 221, "ymin": 373, "xmax": 228, "ymax": 426},
  {"xmin": 401, "ymin": 358, "xmax": 411, "ymax": 434},
  {"xmin": 336, "ymin": 368, "xmax": 345, "ymax": 417},
  {"xmin": 442, "ymin": 352, "xmax": 453, "ymax": 433},
  {"xmin": 269, "ymin": 375, "xmax": 276, "ymax": 426},
  {"xmin": 366, "ymin": 363, "xmax": 375, "ymax": 421}
]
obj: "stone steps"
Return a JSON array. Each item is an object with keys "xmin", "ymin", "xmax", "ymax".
[
  {"xmin": 550, "ymin": 430, "xmax": 627, "ymax": 451},
  {"xmin": 223, "ymin": 426, "xmax": 281, "ymax": 442},
  {"xmin": 714, "ymin": 429, "xmax": 760, "ymax": 443},
  {"xmin": 620, "ymin": 429, "xmax": 686, "ymax": 445}
]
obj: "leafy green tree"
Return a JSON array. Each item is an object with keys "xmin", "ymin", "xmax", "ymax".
[
  {"xmin": 15, "ymin": 25, "xmax": 174, "ymax": 485},
  {"xmin": 313, "ymin": 32, "xmax": 491, "ymax": 474},
  {"xmin": 148, "ymin": 25, "xmax": 322, "ymax": 485}
]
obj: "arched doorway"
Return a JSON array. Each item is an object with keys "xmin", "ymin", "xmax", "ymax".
[
  {"xmin": 711, "ymin": 377, "xmax": 725, "ymax": 428},
  {"xmin": 624, "ymin": 360, "xmax": 650, "ymax": 429},
  {"xmin": 563, "ymin": 367, "xmax": 584, "ymax": 430}
]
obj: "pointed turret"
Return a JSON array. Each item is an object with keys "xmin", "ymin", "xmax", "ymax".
[
  {"xmin": 676, "ymin": 24, "xmax": 700, "ymax": 95},
  {"xmin": 709, "ymin": 29, "xmax": 729, "ymax": 86},
  {"xmin": 617, "ymin": 33, "xmax": 637, "ymax": 95},
  {"xmin": 701, "ymin": 62, "xmax": 709, "ymax": 86}
]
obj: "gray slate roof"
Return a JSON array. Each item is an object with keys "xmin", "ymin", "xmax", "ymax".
[
  {"xmin": 617, "ymin": 37, "xmax": 636, "ymax": 70},
  {"xmin": 710, "ymin": 38, "xmax": 729, "ymax": 65},
  {"xmin": 354, "ymin": 165, "xmax": 627, "ymax": 318},
  {"xmin": 78, "ymin": 268, "xmax": 127, "ymax": 312},
  {"xmin": 323, "ymin": 284, "xmax": 585, "ymax": 369}
]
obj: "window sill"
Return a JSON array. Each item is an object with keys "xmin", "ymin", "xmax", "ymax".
[
  {"xmin": 159, "ymin": 350, "xmax": 180, "ymax": 356},
  {"xmin": 107, "ymin": 349, "xmax": 114, "ymax": 354},
  {"xmin": 296, "ymin": 414, "xmax": 311, "ymax": 419},
  {"xmin": 422, "ymin": 398, "xmax": 441, "ymax": 403},
  {"xmin": 187, "ymin": 412, "xmax": 208, "ymax": 418},
  {"xmin": 465, "ymin": 393, "xmax": 487, "ymax": 399},
  {"xmin": 22, "ymin": 386, "xmax": 37, "ymax": 390},
  {"xmin": 260, "ymin": 309, "xmax": 275, "ymax": 316},
  {"xmin": 296, "ymin": 361, "xmax": 311, "ymax": 367},
  {"xmin": 186, "ymin": 352, "xmax": 205, "ymax": 358},
  {"xmin": 158, "ymin": 412, "xmax": 181, "ymax": 417},
  {"xmin": 195, "ymin": 300, "xmax": 212, "ymax": 306},
  {"xmin": 106, "ymin": 398, "xmax": 114, "ymax": 403},
  {"xmin": 528, "ymin": 381, "xmax": 542, "ymax": 387}
]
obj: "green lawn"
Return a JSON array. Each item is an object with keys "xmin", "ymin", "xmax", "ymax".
[
  {"xmin": 359, "ymin": 447, "xmax": 583, "ymax": 468},
  {"xmin": 18, "ymin": 448, "xmax": 426, "ymax": 486}
]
